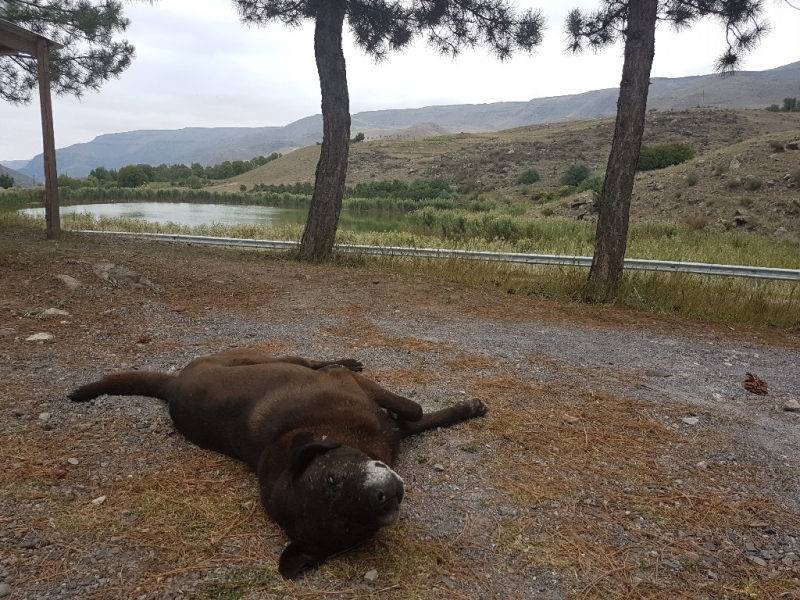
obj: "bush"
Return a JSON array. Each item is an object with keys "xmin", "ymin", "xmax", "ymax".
[
  {"xmin": 577, "ymin": 175, "xmax": 603, "ymax": 196},
  {"xmin": 765, "ymin": 104, "xmax": 781, "ymax": 112},
  {"xmin": 351, "ymin": 132, "xmax": 365, "ymax": 143},
  {"xmin": 516, "ymin": 169, "xmax": 540, "ymax": 185},
  {"xmin": 685, "ymin": 171, "xmax": 700, "ymax": 187},
  {"xmin": 768, "ymin": 140, "xmax": 785, "ymax": 152},
  {"xmin": 743, "ymin": 177, "xmax": 762, "ymax": 192},
  {"xmin": 636, "ymin": 143, "xmax": 694, "ymax": 171},
  {"xmin": 726, "ymin": 177, "xmax": 743, "ymax": 190},
  {"xmin": 560, "ymin": 163, "xmax": 591, "ymax": 187},
  {"xmin": 0, "ymin": 174, "xmax": 13, "ymax": 189}
]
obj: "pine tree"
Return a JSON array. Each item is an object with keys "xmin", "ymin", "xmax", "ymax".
[
  {"xmin": 565, "ymin": 0, "xmax": 769, "ymax": 298},
  {"xmin": 234, "ymin": 0, "xmax": 544, "ymax": 261},
  {"xmin": 0, "ymin": 0, "xmax": 136, "ymax": 105}
]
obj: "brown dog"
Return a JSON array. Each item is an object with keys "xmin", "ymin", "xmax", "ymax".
[{"xmin": 69, "ymin": 348, "xmax": 487, "ymax": 578}]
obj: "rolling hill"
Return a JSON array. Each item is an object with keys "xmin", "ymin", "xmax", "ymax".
[{"xmin": 11, "ymin": 61, "xmax": 800, "ymax": 180}]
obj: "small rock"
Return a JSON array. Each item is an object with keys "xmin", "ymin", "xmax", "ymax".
[
  {"xmin": 782, "ymin": 399, "xmax": 800, "ymax": 412},
  {"xmin": 433, "ymin": 464, "xmax": 445, "ymax": 472},
  {"xmin": 364, "ymin": 569, "xmax": 378, "ymax": 582},
  {"xmin": 67, "ymin": 458, "xmax": 79, "ymax": 466},
  {"xmin": 695, "ymin": 461, "xmax": 708, "ymax": 470},
  {"xmin": 26, "ymin": 332, "xmax": 54, "ymax": 342},
  {"xmin": 38, "ymin": 412, "xmax": 51, "ymax": 421},
  {"xmin": 56, "ymin": 274, "xmax": 81, "ymax": 290},
  {"xmin": 91, "ymin": 496, "xmax": 107, "ymax": 505},
  {"xmin": 0, "ymin": 583, "xmax": 11, "ymax": 597},
  {"xmin": 42, "ymin": 308, "xmax": 70, "ymax": 317},
  {"xmin": 0, "ymin": 327, "xmax": 15, "ymax": 337},
  {"xmin": 747, "ymin": 556, "xmax": 767, "ymax": 567},
  {"xmin": 563, "ymin": 414, "xmax": 580, "ymax": 425},
  {"xmin": 682, "ymin": 417, "xmax": 700, "ymax": 426}
]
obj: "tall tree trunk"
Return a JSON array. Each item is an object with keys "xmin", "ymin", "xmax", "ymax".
[
  {"xmin": 586, "ymin": 0, "xmax": 658, "ymax": 299},
  {"xmin": 298, "ymin": 0, "xmax": 350, "ymax": 262}
]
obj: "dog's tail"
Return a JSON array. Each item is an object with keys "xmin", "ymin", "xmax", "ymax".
[{"xmin": 69, "ymin": 371, "xmax": 175, "ymax": 403}]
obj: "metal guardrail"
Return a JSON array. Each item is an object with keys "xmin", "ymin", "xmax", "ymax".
[{"xmin": 76, "ymin": 230, "xmax": 800, "ymax": 281}]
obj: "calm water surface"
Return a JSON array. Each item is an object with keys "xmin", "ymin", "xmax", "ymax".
[{"xmin": 20, "ymin": 202, "xmax": 404, "ymax": 232}]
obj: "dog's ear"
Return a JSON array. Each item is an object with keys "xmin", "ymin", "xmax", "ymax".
[
  {"xmin": 289, "ymin": 433, "xmax": 341, "ymax": 478},
  {"xmin": 278, "ymin": 541, "xmax": 321, "ymax": 579}
]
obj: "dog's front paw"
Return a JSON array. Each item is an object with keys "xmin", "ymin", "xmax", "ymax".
[
  {"xmin": 464, "ymin": 397, "xmax": 488, "ymax": 417},
  {"xmin": 336, "ymin": 358, "xmax": 364, "ymax": 372}
]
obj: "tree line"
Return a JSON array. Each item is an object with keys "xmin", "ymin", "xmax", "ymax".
[
  {"xmin": 57, "ymin": 153, "xmax": 281, "ymax": 189},
  {"xmin": 766, "ymin": 97, "xmax": 799, "ymax": 112}
]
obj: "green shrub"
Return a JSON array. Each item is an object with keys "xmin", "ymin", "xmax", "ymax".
[
  {"xmin": 0, "ymin": 174, "xmax": 13, "ymax": 189},
  {"xmin": 577, "ymin": 175, "xmax": 603, "ymax": 196},
  {"xmin": 517, "ymin": 169, "xmax": 541, "ymax": 185},
  {"xmin": 636, "ymin": 143, "xmax": 694, "ymax": 171},
  {"xmin": 765, "ymin": 104, "xmax": 781, "ymax": 112},
  {"xmin": 560, "ymin": 163, "xmax": 591, "ymax": 187}
]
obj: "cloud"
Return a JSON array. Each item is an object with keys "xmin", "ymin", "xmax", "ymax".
[{"xmin": 1, "ymin": 0, "xmax": 798, "ymax": 161}]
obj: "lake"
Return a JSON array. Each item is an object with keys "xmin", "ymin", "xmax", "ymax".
[{"xmin": 19, "ymin": 202, "xmax": 405, "ymax": 232}]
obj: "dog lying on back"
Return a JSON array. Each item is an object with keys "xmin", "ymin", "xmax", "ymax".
[{"xmin": 69, "ymin": 348, "xmax": 487, "ymax": 578}]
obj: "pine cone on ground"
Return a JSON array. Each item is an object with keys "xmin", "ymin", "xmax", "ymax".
[{"xmin": 744, "ymin": 373, "xmax": 768, "ymax": 395}]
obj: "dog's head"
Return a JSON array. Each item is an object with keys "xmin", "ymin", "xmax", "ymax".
[{"xmin": 264, "ymin": 433, "xmax": 404, "ymax": 578}]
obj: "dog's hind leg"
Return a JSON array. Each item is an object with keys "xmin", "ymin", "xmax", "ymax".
[
  {"xmin": 398, "ymin": 398, "xmax": 488, "ymax": 438},
  {"xmin": 345, "ymin": 373, "xmax": 424, "ymax": 422}
]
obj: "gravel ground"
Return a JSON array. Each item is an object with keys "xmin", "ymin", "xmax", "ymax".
[{"xmin": 1, "ymin": 229, "xmax": 799, "ymax": 599}]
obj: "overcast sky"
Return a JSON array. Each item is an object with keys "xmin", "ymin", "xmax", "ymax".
[{"xmin": 2, "ymin": 0, "xmax": 799, "ymax": 162}]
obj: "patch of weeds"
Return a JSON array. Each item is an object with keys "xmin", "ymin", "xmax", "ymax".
[
  {"xmin": 541, "ymin": 207, "xmax": 554, "ymax": 217},
  {"xmin": 739, "ymin": 196, "xmax": 754, "ymax": 207},
  {"xmin": 684, "ymin": 171, "xmax": 700, "ymax": 187},
  {"xmin": 459, "ymin": 443, "xmax": 480, "ymax": 454},
  {"xmin": 415, "ymin": 454, "xmax": 429, "ymax": 464}
]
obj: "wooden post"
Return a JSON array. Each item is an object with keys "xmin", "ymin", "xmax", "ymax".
[{"xmin": 36, "ymin": 39, "xmax": 60, "ymax": 240}]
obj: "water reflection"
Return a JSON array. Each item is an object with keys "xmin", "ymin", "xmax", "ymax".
[{"xmin": 20, "ymin": 202, "xmax": 404, "ymax": 232}]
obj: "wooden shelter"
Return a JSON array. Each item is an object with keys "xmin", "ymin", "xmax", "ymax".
[{"xmin": 0, "ymin": 18, "xmax": 63, "ymax": 239}]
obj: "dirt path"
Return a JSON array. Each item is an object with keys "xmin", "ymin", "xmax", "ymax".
[{"xmin": 1, "ymin": 229, "xmax": 798, "ymax": 599}]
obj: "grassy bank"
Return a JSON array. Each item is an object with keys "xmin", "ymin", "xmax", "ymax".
[
  {"xmin": 3, "ymin": 211, "xmax": 797, "ymax": 329},
  {"xmin": 38, "ymin": 209, "xmax": 800, "ymax": 270}
]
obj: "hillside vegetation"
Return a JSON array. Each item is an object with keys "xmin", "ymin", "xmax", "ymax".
[{"xmin": 212, "ymin": 108, "xmax": 800, "ymax": 239}]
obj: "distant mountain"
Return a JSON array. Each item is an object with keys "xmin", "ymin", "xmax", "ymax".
[
  {"xmin": 0, "ymin": 159, "xmax": 30, "ymax": 171},
  {"xmin": 0, "ymin": 164, "xmax": 37, "ymax": 188},
  {"xmin": 15, "ymin": 61, "xmax": 800, "ymax": 180}
]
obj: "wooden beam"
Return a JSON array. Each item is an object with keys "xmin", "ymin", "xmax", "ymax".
[
  {"xmin": 0, "ymin": 26, "xmax": 39, "ymax": 56},
  {"xmin": 36, "ymin": 40, "xmax": 60, "ymax": 240}
]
